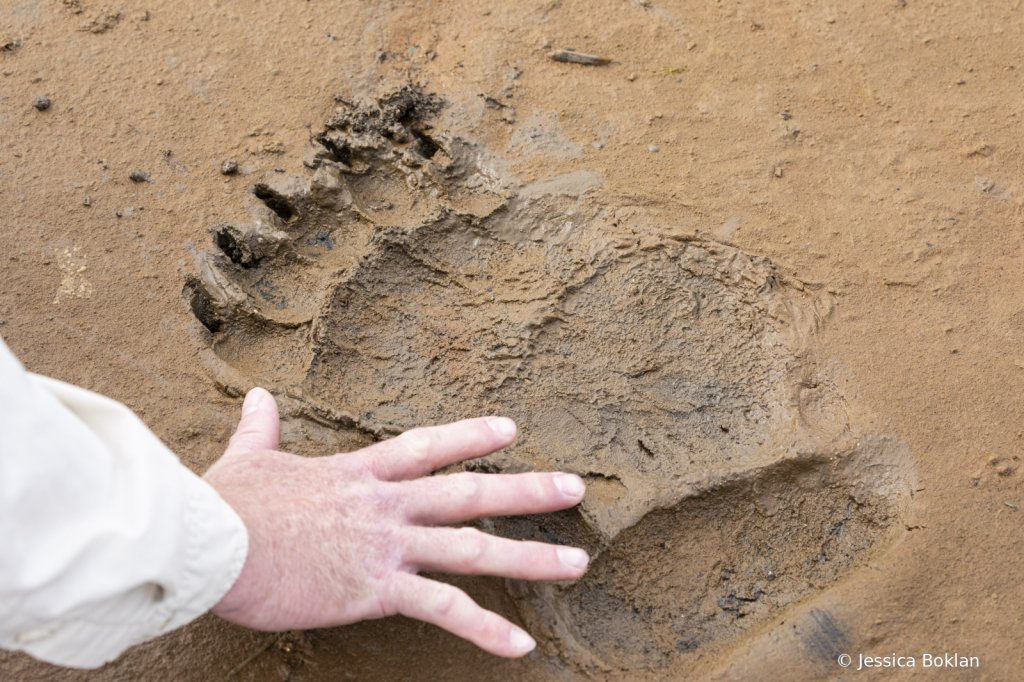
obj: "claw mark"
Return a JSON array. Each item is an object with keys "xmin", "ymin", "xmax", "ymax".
[{"xmin": 253, "ymin": 184, "xmax": 297, "ymax": 221}]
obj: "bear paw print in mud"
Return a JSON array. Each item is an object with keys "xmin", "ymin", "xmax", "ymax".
[{"xmin": 183, "ymin": 88, "xmax": 915, "ymax": 677}]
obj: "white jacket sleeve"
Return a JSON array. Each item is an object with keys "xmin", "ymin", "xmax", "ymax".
[{"xmin": 0, "ymin": 337, "xmax": 249, "ymax": 668}]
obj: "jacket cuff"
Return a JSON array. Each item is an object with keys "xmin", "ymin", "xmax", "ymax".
[
  {"xmin": 3, "ymin": 375, "xmax": 249, "ymax": 668},
  {"xmin": 8, "ymin": 465, "xmax": 249, "ymax": 669}
]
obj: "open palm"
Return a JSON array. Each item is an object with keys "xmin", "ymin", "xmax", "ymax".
[{"xmin": 204, "ymin": 388, "xmax": 588, "ymax": 657}]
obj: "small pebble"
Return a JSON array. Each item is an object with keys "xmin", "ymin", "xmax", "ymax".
[
  {"xmin": 274, "ymin": 167, "xmax": 285, "ymax": 173},
  {"xmin": 34, "ymin": 96, "xmax": 51, "ymax": 111},
  {"xmin": 648, "ymin": 144, "xmax": 660, "ymax": 153},
  {"xmin": 83, "ymin": 196, "xmax": 91, "ymax": 206},
  {"xmin": 129, "ymin": 170, "xmax": 151, "ymax": 183},
  {"xmin": 220, "ymin": 159, "xmax": 238, "ymax": 175},
  {"xmin": 115, "ymin": 211, "xmax": 123, "ymax": 218}
]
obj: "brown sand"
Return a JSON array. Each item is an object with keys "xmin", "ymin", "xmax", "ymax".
[{"xmin": 0, "ymin": 1, "xmax": 1021, "ymax": 680}]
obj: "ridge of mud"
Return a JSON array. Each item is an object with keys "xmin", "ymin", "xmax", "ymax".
[{"xmin": 183, "ymin": 89, "xmax": 914, "ymax": 678}]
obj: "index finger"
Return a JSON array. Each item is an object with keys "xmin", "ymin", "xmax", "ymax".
[{"xmin": 357, "ymin": 416, "xmax": 517, "ymax": 481}]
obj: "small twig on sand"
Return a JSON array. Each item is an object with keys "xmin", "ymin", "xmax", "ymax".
[
  {"xmin": 547, "ymin": 49, "xmax": 610, "ymax": 65},
  {"xmin": 220, "ymin": 635, "xmax": 277, "ymax": 682}
]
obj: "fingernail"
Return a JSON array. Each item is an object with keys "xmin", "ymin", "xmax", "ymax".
[
  {"xmin": 487, "ymin": 417, "xmax": 517, "ymax": 438},
  {"xmin": 557, "ymin": 546, "xmax": 589, "ymax": 571},
  {"xmin": 241, "ymin": 388, "xmax": 266, "ymax": 417},
  {"xmin": 554, "ymin": 473, "xmax": 585, "ymax": 498},
  {"xmin": 509, "ymin": 627, "xmax": 536, "ymax": 653}
]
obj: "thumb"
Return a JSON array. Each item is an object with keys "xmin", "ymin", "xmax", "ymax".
[{"xmin": 224, "ymin": 387, "xmax": 281, "ymax": 457}]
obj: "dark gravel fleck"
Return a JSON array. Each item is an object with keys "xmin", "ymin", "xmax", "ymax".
[
  {"xmin": 34, "ymin": 96, "xmax": 51, "ymax": 111},
  {"xmin": 129, "ymin": 170, "xmax": 151, "ymax": 183},
  {"xmin": 220, "ymin": 159, "xmax": 238, "ymax": 175}
]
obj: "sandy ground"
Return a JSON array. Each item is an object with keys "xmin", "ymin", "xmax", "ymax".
[{"xmin": 1, "ymin": 0, "xmax": 1023, "ymax": 680}]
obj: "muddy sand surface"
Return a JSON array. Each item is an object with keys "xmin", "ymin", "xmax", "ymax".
[{"xmin": 1, "ymin": 1, "xmax": 1022, "ymax": 680}]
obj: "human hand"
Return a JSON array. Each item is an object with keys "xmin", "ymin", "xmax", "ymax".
[{"xmin": 204, "ymin": 388, "xmax": 588, "ymax": 657}]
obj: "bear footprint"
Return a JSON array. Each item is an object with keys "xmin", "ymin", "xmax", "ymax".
[{"xmin": 184, "ymin": 88, "xmax": 914, "ymax": 677}]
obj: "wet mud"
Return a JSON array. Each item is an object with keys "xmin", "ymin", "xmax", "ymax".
[
  {"xmin": 184, "ymin": 91, "xmax": 914, "ymax": 678},
  {"xmin": 5, "ymin": 0, "xmax": 1023, "ymax": 678}
]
